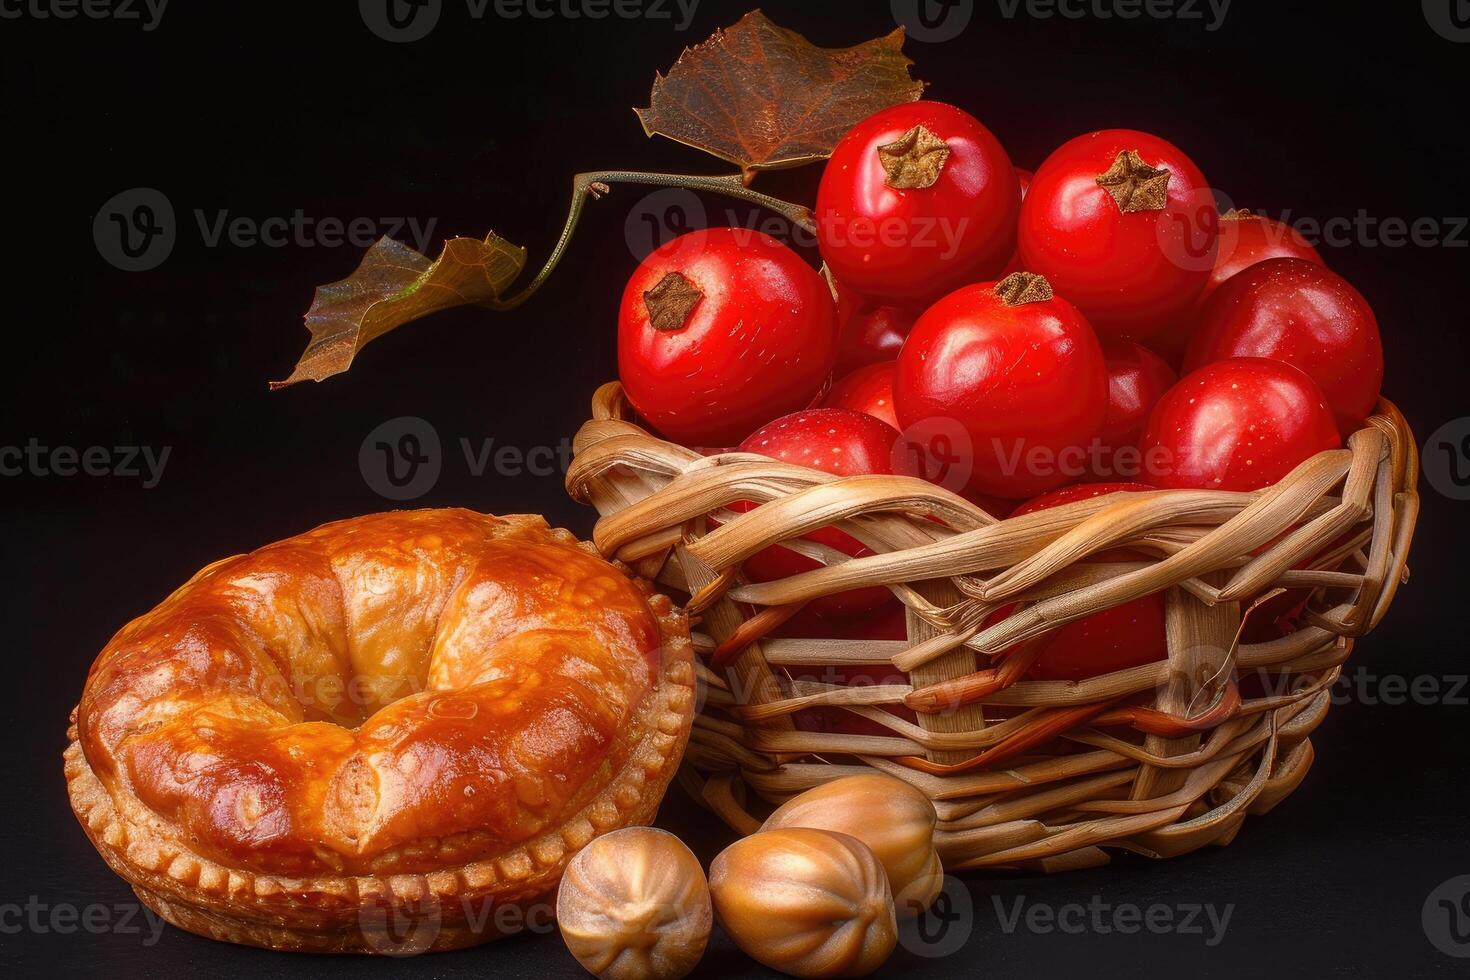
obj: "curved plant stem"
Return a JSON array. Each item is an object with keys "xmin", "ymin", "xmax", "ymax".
[{"xmin": 491, "ymin": 171, "xmax": 816, "ymax": 311}]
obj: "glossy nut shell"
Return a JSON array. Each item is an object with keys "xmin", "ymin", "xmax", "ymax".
[
  {"xmin": 709, "ymin": 828, "xmax": 897, "ymax": 978},
  {"xmin": 557, "ymin": 827, "xmax": 712, "ymax": 980},
  {"xmin": 762, "ymin": 773, "xmax": 943, "ymax": 917}
]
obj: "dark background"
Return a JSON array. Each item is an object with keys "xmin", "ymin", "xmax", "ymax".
[{"xmin": 4, "ymin": 0, "xmax": 1468, "ymax": 975}]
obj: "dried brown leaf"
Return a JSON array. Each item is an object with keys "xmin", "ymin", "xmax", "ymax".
[
  {"xmin": 635, "ymin": 11, "xmax": 925, "ymax": 178},
  {"xmin": 271, "ymin": 234, "xmax": 525, "ymax": 388}
]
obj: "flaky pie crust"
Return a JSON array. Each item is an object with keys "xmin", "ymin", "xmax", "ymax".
[{"xmin": 64, "ymin": 510, "xmax": 695, "ymax": 953}]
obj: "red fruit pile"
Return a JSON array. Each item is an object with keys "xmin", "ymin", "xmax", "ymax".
[
  {"xmin": 726, "ymin": 408, "xmax": 912, "ymax": 619},
  {"xmin": 616, "ymin": 100, "xmax": 1385, "ymax": 682}
]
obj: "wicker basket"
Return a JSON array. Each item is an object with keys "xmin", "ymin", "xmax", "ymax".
[{"xmin": 565, "ymin": 381, "xmax": 1418, "ymax": 872}]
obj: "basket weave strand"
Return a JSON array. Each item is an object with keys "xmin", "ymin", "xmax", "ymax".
[{"xmin": 566, "ymin": 382, "xmax": 1418, "ymax": 870}]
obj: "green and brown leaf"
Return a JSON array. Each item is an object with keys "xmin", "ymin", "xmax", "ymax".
[
  {"xmin": 271, "ymin": 234, "xmax": 525, "ymax": 388},
  {"xmin": 636, "ymin": 10, "xmax": 925, "ymax": 179},
  {"xmin": 276, "ymin": 15, "xmax": 921, "ymax": 387}
]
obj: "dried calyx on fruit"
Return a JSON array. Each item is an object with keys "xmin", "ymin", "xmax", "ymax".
[
  {"xmin": 642, "ymin": 272, "xmax": 704, "ymax": 332},
  {"xmin": 1095, "ymin": 148, "xmax": 1171, "ymax": 212},
  {"xmin": 993, "ymin": 270, "xmax": 1053, "ymax": 306},
  {"xmin": 710, "ymin": 828, "xmax": 897, "ymax": 979},
  {"xmin": 557, "ymin": 827, "xmax": 712, "ymax": 980},
  {"xmin": 877, "ymin": 123, "xmax": 952, "ymax": 189},
  {"xmin": 761, "ymin": 773, "xmax": 943, "ymax": 917}
]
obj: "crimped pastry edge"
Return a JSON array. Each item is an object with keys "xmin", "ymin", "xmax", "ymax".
[{"xmin": 64, "ymin": 576, "xmax": 696, "ymax": 954}]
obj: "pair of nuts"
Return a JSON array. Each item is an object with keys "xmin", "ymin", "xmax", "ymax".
[
  {"xmin": 761, "ymin": 771, "xmax": 945, "ymax": 918},
  {"xmin": 556, "ymin": 773, "xmax": 941, "ymax": 979}
]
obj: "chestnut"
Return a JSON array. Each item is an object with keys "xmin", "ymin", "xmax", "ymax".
[
  {"xmin": 709, "ymin": 827, "xmax": 897, "ymax": 978},
  {"xmin": 762, "ymin": 773, "xmax": 943, "ymax": 916},
  {"xmin": 556, "ymin": 826, "xmax": 712, "ymax": 980}
]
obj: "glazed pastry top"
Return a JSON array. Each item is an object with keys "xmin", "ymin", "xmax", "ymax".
[{"xmin": 77, "ymin": 510, "xmax": 669, "ymax": 878}]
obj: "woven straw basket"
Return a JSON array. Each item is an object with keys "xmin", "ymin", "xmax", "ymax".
[{"xmin": 565, "ymin": 381, "xmax": 1418, "ymax": 872}]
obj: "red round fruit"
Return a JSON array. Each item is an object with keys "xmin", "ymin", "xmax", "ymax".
[
  {"xmin": 1150, "ymin": 210, "xmax": 1326, "ymax": 364},
  {"xmin": 1011, "ymin": 481, "xmax": 1156, "ymax": 517},
  {"xmin": 959, "ymin": 489, "xmax": 1014, "ymax": 519},
  {"xmin": 1015, "ymin": 166, "xmax": 1033, "ymax": 200},
  {"xmin": 1012, "ymin": 480, "xmax": 1154, "ymax": 560},
  {"xmin": 740, "ymin": 407, "xmax": 910, "ymax": 476},
  {"xmin": 1025, "ymin": 592, "xmax": 1169, "ymax": 682},
  {"xmin": 817, "ymin": 101, "xmax": 1020, "ymax": 306},
  {"xmin": 895, "ymin": 273, "xmax": 1108, "ymax": 499},
  {"xmin": 832, "ymin": 277, "xmax": 917, "ymax": 374},
  {"xmin": 1239, "ymin": 588, "xmax": 1311, "ymax": 644},
  {"xmin": 1141, "ymin": 357, "xmax": 1341, "ymax": 491},
  {"xmin": 1094, "ymin": 341, "xmax": 1177, "ymax": 480},
  {"xmin": 618, "ymin": 228, "xmax": 837, "ymax": 447},
  {"xmin": 826, "ymin": 362, "xmax": 899, "ymax": 429},
  {"xmin": 1018, "ymin": 129, "xmax": 1217, "ymax": 340},
  {"xmin": 1184, "ymin": 258, "xmax": 1383, "ymax": 434},
  {"xmin": 1202, "ymin": 209, "xmax": 1325, "ymax": 307},
  {"xmin": 735, "ymin": 408, "xmax": 913, "ymax": 616},
  {"xmin": 775, "ymin": 592, "xmax": 910, "ymax": 641},
  {"xmin": 784, "ymin": 603, "xmax": 916, "ymax": 737},
  {"xmin": 1005, "ymin": 482, "xmax": 1166, "ymax": 681}
]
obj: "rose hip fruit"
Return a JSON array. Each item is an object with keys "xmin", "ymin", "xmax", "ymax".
[
  {"xmin": 895, "ymin": 272, "xmax": 1108, "ymax": 499},
  {"xmin": 618, "ymin": 228, "xmax": 837, "ymax": 448},
  {"xmin": 1141, "ymin": 357, "xmax": 1341, "ymax": 491},
  {"xmin": 817, "ymin": 101, "xmax": 1020, "ymax": 307},
  {"xmin": 1185, "ymin": 257, "xmax": 1383, "ymax": 434},
  {"xmin": 1018, "ymin": 129, "xmax": 1217, "ymax": 340}
]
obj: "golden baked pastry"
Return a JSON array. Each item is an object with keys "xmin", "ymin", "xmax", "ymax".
[{"xmin": 64, "ymin": 510, "xmax": 695, "ymax": 953}]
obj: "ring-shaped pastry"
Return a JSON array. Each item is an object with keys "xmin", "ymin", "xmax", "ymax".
[{"xmin": 65, "ymin": 510, "xmax": 695, "ymax": 953}]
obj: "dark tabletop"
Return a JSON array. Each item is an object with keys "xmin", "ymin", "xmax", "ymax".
[{"xmin": 4, "ymin": 0, "xmax": 1469, "ymax": 976}]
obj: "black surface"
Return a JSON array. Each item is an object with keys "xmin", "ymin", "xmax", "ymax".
[{"xmin": 4, "ymin": 0, "xmax": 1469, "ymax": 976}]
